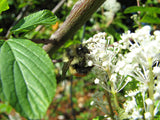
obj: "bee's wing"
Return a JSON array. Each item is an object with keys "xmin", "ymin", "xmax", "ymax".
[{"xmin": 61, "ymin": 58, "xmax": 73, "ymax": 80}]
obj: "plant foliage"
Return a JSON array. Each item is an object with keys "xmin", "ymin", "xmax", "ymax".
[
  {"xmin": 124, "ymin": 6, "xmax": 160, "ymax": 24},
  {"xmin": 0, "ymin": 0, "xmax": 9, "ymax": 14},
  {"xmin": 11, "ymin": 10, "xmax": 57, "ymax": 35},
  {"xmin": 0, "ymin": 39, "xmax": 57, "ymax": 119}
]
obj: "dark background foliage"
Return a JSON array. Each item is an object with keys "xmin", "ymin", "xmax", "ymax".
[{"xmin": 0, "ymin": 0, "xmax": 146, "ymax": 36}]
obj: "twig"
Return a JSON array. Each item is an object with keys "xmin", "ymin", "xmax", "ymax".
[
  {"xmin": 137, "ymin": 0, "xmax": 142, "ymax": 28},
  {"xmin": 52, "ymin": 59, "xmax": 63, "ymax": 63},
  {"xmin": 52, "ymin": 0, "xmax": 66, "ymax": 14},
  {"xmin": 70, "ymin": 76, "xmax": 76, "ymax": 120},
  {"xmin": 43, "ymin": 0, "xmax": 106, "ymax": 55},
  {"xmin": 0, "ymin": 37, "xmax": 8, "ymax": 40},
  {"xmin": 137, "ymin": 0, "xmax": 140, "ymax": 7}
]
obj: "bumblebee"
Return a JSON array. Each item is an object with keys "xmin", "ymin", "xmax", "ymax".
[{"xmin": 62, "ymin": 44, "xmax": 93, "ymax": 78}]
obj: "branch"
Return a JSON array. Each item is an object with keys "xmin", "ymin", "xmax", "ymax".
[
  {"xmin": 43, "ymin": 0, "xmax": 106, "ymax": 54},
  {"xmin": 51, "ymin": 0, "xmax": 66, "ymax": 14}
]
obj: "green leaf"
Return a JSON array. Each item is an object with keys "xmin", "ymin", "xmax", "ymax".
[
  {"xmin": 124, "ymin": 6, "xmax": 160, "ymax": 14},
  {"xmin": 11, "ymin": 10, "xmax": 57, "ymax": 34},
  {"xmin": 0, "ymin": 40, "xmax": 5, "ymax": 48},
  {"xmin": 0, "ymin": 0, "xmax": 9, "ymax": 14},
  {"xmin": 93, "ymin": 116, "xmax": 105, "ymax": 120},
  {"xmin": 0, "ymin": 102, "xmax": 12, "ymax": 114},
  {"xmin": 0, "ymin": 28, "xmax": 3, "ymax": 33},
  {"xmin": 114, "ymin": 22, "xmax": 128, "ymax": 31},
  {"xmin": 140, "ymin": 14, "xmax": 160, "ymax": 24},
  {"xmin": 0, "ymin": 38, "xmax": 56, "ymax": 119}
]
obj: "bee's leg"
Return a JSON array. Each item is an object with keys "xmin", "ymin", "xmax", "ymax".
[{"xmin": 61, "ymin": 59, "xmax": 73, "ymax": 81}]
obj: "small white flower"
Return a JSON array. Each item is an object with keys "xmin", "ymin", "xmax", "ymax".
[
  {"xmin": 103, "ymin": 0, "xmax": 121, "ymax": 13},
  {"xmin": 125, "ymin": 90, "xmax": 139, "ymax": 97},
  {"xmin": 87, "ymin": 60, "xmax": 93, "ymax": 66},
  {"xmin": 132, "ymin": 110, "xmax": 143, "ymax": 120},
  {"xmin": 107, "ymin": 36, "xmax": 112, "ymax": 40},
  {"xmin": 115, "ymin": 61, "xmax": 125, "ymax": 73},
  {"xmin": 113, "ymin": 42, "xmax": 119, "ymax": 47},
  {"xmin": 138, "ymin": 83, "xmax": 148, "ymax": 92},
  {"xmin": 153, "ymin": 66, "xmax": 160, "ymax": 75},
  {"xmin": 91, "ymin": 49, "xmax": 98, "ymax": 55},
  {"xmin": 124, "ymin": 99, "xmax": 137, "ymax": 113},
  {"xmin": 100, "ymin": 38, "xmax": 107, "ymax": 44},
  {"xmin": 102, "ymin": 61, "xmax": 108, "ymax": 67},
  {"xmin": 58, "ymin": 115, "xmax": 65, "ymax": 120},
  {"xmin": 99, "ymin": 52, "xmax": 106, "ymax": 58},
  {"xmin": 144, "ymin": 112, "xmax": 152, "ymax": 119},
  {"xmin": 126, "ymin": 77, "xmax": 132, "ymax": 82},
  {"xmin": 90, "ymin": 101, "xmax": 94, "ymax": 106},
  {"xmin": 154, "ymin": 30, "xmax": 160, "ymax": 36},
  {"xmin": 155, "ymin": 81, "xmax": 160, "ymax": 91},
  {"xmin": 106, "ymin": 117, "xmax": 112, "ymax": 120},
  {"xmin": 154, "ymin": 92, "xmax": 160, "ymax": 100},
  {"xmin": 110, "ymin": 74, "xmax": 117, "ymax": 83},
  {"xmin": 94, "ymin": 78, "xmax": 100, "ymax": 84},
  {"xmin": 145, "ymin": 98, "xmax": 153, "ymax": 105}
]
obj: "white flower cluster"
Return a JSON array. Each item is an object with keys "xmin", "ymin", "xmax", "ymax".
[
  {"xmin": 84, "ymin": 26, "xmax": 160, "ymax": 119},
  {"xmin": 83, "ymin": 32, "xmax": 128, "ymax": 92},
  {"xmin": 116, "ymin": 26, "xmax": 160, "ymax": 79},
  {"xmin": 102, "ymin": 0, "xmax": 121, "ymax": 23},
  {"xmin": 124, "ymin": 97, "xmax": 143, "ymax": 119},
  {"xmin": 103, "ymin": 0, "xmax": 121, "ymax": 13}
]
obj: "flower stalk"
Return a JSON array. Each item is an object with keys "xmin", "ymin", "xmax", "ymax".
[
  {"xmin": 148, "ymin": 57, "xmax": 154, "ymax": 120},
  {"xmin": 105, "ymin": 90, "xmax": 114, "ymax": 119}
]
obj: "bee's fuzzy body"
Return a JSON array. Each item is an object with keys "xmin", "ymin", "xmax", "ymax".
[{"xmin": 63, "ymin": 44, "xmax": 93, "ymax": 77}]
